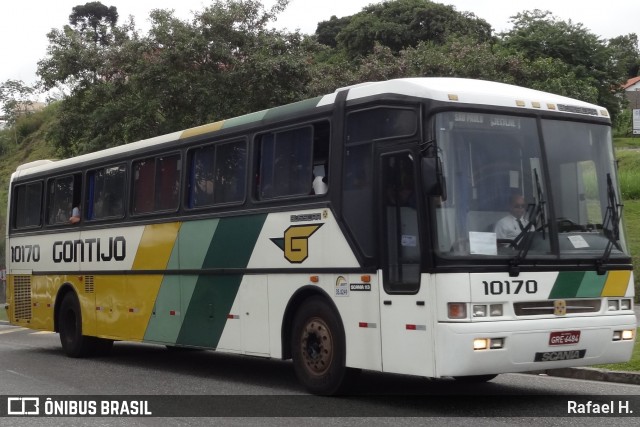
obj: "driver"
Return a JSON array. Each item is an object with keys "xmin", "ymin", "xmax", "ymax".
[{"xmin": 494, "ymin": 194, "xmax": 528, "ymax": 240}]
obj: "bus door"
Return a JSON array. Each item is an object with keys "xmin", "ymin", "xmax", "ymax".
[{"xmin": 378, "ymin": 150, "xmax": 436, "ymax": 377}]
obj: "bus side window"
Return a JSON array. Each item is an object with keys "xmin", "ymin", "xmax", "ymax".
[
  {"xmin": 13, "ymin": 182, "xmax": 43, "ymax": 229},
  {"xmin": 46, "ymin": 173, "xmax": 81, "ymax": 225},
  {"xmin": 87, "ymin": 165, "xmax": 126, "ymax": 220},
  {"xmin": 256, "ymin": 123, "xmax": 330, "ymax": 200},
  {"xmin": 132, "ymin": 154, "xmax": 180, "ymax": 214},
  {"xmin": 188, "ymin": 140, "xmax": 246, "ymax": 208}
]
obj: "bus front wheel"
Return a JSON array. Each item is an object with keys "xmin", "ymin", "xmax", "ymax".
[{"xmin": 291, "ymin": 296, "xmax": 348, "ymax": 395}]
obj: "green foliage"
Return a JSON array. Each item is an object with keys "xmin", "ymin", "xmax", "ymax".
[
  {"xmin": 500, "ymin": 10, "xmax": 638, "ymax": 122},
  {"xmin": 0, "ymin": 80, "xmax": 38, "ymax": 126},
  {"xmin": 37, "ymin": 0, "xmax": 315, "ymax": 156},
  {"xmin": 614, "ymin": 109, "xmax": 633, "ymax": 137},
  {"xmin": 322, "ymin": 0, "xmax": 492, "ymax": 58},
  {"xmin": 616, "ymin": 149, "xmax": 640, "ymax": 200},
  {"xmin": 15, "ymin": 0, "xmax": 640, "ymax": 159},
  {"xmin": 69, "ymin": 1, "xmax": 119, "ymax": 46}
]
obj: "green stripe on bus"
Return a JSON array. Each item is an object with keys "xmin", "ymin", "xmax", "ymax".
[
  {"xmin": 575, "ymin": 271, "xmax": 607, "ymax": 297},
  {"xmin": 222, "ymin": 110, "xmax": 269, "ymax": 129},
  {"xmin": 144, "ymin": 219, "xmax": 220, "ymax": 343},
  {"xmin": 177, "ymin": 214, "xmax": 267, "ymax": 348},
  {"xmin": 548, "ymin": 271, "xmax": 585, "ymax": 299},
  {"xmin": 262, "ymin": 96, "xmax": 323, "ymax": 122}
]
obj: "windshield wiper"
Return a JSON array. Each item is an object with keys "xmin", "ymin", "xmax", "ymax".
[
  {"xmin": 596, "ymin": 173, "xmax": 623, "ymax": 274},
  {"xmin": 509, "ymin": 168, "xmax": 547, "ymax": 276}
]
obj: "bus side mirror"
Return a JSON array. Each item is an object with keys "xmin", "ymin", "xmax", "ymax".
[{"xmin": 421, "ymin": 157, "xmax": 447, "ymax": 201}]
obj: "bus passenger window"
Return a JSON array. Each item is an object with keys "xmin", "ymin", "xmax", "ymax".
[
  {"xmin": 132, "ymin": 154, "xmax": 180, "ymax": 214},
  {"xmin": 255, "ymin": 121, "xmax": 330, "ymax": 200},
  {"xmin": 13, "ymin": 182, "xmax": 43, "ymax": 229},
  {"xmin": 46, "ymin": 173, "xmax": 82, "ymax": 225},
  {"xmin": 188, "ymin": 140, "xmax": 246, "ymax": 208},
  {"xmin": 87, "ymin": 165, "xmax": 126, "ymax": 220}
]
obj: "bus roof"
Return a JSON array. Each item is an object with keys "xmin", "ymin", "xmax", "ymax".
[{"xmin": 13, "ymin": 78, "xmax": 608, "ymax": 179}]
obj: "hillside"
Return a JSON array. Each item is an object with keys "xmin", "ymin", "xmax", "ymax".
[{"xmin": 0, "ymin": 106, "xmax": 58, "ymax": 260}]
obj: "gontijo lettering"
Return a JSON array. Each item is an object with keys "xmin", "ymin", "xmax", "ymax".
[{"xmin": 53, "ymin": 236, "xmax": 126, "ymax": 263}]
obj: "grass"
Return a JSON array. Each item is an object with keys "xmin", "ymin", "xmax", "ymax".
[
  {"xmin": 598, "ymin": 140, "xmax": 640, "ymax": 371},
  {"xmin": 616, "ymin": 149, "xmax": 640, "ymax": 200},
  {"xmin": 613, "ymin": 137, "xmax": 640, "ymax": 149},
  {"xmin": 597, "ymin": 329, "xmax": 640, "ymax": 371}
]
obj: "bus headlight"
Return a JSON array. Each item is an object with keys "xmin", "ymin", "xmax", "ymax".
[
  {"xmin": 608, "ymin": 298, "xmax": 633, "ymax": 312},
  {"xmin": 473, "ymin": 338, "xmax": 488, "ymax": 350},
  {"xmin": 473, "ymin": 305, "xmax": 487, "ymax": 317},
  {"xmin": 472, "ymin": 304, "xmax": 503, "ymax": 318},
  {"xmin": 473, "ymin": 337, "xmax": 505, "ymax": 350},
  {"xmin": 613, "ymin": 330, "xmax": 635, "ymax": 341},
  {"xmin": 490, "ymin": 304, "xmax": 503, "ymax": 317}
]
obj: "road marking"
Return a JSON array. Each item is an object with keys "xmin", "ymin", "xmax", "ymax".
[
  {"xmin": 30, "ymin": 331, "xmax": 55, "ymax": 335},
  {"xmin": 0, "ymin": 328, "xmax": 27, "ymax": 335}
]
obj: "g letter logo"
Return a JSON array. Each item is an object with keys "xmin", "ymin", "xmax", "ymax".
[{"xmin": 271, "ymin": 224, "xmax": 322, "ymax": 263}]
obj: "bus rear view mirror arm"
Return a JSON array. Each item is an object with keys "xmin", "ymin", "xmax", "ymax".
[{"xmin": 421, "ymin": 156, "xmax": 447, "ymax": 201}]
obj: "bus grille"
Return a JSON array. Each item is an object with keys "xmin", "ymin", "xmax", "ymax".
[
  {"xmin": 84, "ymin": 276, "xmax": 95, "ymax": 294},
  {"xmin": 514, "ymin": 299, "xmax": 601, "ymax": 316},
  {"xmin": 13, "ymin": 275, "xmax": 32, "ymax": 322}
]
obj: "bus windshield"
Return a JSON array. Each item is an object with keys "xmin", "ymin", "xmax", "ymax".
[
  {"xmin": 433, "ymin": 111, "xmax": 628, "ymax": 262},
  {"xmin": 541, "ymin": 119, "xmax": 627, "ymax": 258}
]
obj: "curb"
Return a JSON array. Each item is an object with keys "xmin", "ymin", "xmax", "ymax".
[{"xmin": 528, "ymin": 367, "xmax": 640, "ymax": 385}]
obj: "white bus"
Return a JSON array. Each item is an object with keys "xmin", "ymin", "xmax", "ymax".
[{"xmin": 5, "ymin": 78, "xmax": 636, "ymax": 394}]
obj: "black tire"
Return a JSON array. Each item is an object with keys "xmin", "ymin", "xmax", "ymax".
[
  {"xmin": 58, "ymin": 292, "xmax": 112, "ymax": 357},
  {"xmin": 291, "ymin": 296, "xmax": 348, "ymax": 395},
  {"xmin": 453, "ymin": 374, "xmax": 498, "ymax": 383}
]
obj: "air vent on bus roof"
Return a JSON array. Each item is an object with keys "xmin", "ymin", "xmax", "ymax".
[{"xmin": 556, "ymin": 104, "xmax": 598, "ymax": 116}]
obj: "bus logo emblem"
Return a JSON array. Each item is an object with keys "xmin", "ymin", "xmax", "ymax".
[
  {"xmin": 554, "ymin": 300, "xmax": 567, "ymax": 316},
  {"xmin": 271, "ymin": 224, "xmax": 323, "ymax": 263}
]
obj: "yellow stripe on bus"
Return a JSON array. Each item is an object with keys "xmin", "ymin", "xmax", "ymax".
[
  {"xmin": 180, "ymin": 121, "xmax": 224, "ymax": 139},
  {"xmin": 132, "ymin": 222, "xmax": 182, "ymax": 271},
  {"xmin": 601, "ymin": 270, "xmax": 631, "ymax": 297}
]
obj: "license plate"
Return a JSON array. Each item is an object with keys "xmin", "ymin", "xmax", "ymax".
[{"xmin": 549, "ymin": 330, "xmax": 581, "ymax": 346}]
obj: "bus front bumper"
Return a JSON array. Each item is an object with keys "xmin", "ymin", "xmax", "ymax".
[{"xmin": 434, "ymin": 314, "xmax": 637, "ymax": 378}]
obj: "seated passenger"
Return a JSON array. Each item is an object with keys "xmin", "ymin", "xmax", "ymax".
[{"xmin": 69, "ymin": 205, "xmax": 81, "ymax": 224}]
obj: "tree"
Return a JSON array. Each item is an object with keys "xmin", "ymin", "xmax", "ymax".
[
  {"xmin": 38, "ymin": 2, "xmax": 126, "ymax": 91},
  {"xmin": 0, "ymin": 80, "xmax": 38, "ymax": 127},
  {"xmin": 38, "ymin": 0, "xmax": 316, "ymax": 156},
  {"xmin": 315, "ymin": 15, "xmax": 351, "ymax": 48},
  {"xmin": 323, "ymin": 0, "xmax": 492, "ymax": 58},
  {"xmin": 607, "ymin": 34, "xmax": 640, "ymax": 79},
  {"xmin": 69, "ymin": 1, "xmax": 119, "ymax": 46},
  {"xmin": 500, "ymin": 10, "xmax": 631, "ymax": 120}
]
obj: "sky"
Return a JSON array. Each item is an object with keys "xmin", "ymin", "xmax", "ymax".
[{"xmin": 1, "ymin": 0, "xmax": 639, "ymax": 88}]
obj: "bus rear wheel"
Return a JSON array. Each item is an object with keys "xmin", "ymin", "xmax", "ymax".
[
  {"xmin": 58, "ymin": 292, "xmax": 112, "ymax": 357},
  {"xmin": 291, "ymin": 296, "xmax": 348, "ymax": 395}
]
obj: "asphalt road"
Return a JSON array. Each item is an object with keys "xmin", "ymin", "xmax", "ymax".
[{"xmin": 0, "ymin": 323, "xmax": 639, "ymax": 426}]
